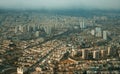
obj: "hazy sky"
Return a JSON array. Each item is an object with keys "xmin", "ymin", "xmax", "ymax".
[{"xmin": 0, "ymin": 0, "xmax": 120, "ymax": 10}]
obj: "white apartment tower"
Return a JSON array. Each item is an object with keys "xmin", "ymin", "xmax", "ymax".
[
  {"xmin": 103, "ymin": 31, "xmax": 108, "ymax": 40},
  {"xmin": 80, "ymin": 19, "xmax": 85, "ymax": 29},
  {"xmin": 93, "ymin": 51, "xmax": 100, "ymax": 59},
  {"xmin": 18, "ymin": 25, "xmax": 24, "ymax": 32},
  {"xmin": 17, "ymin": 67, "xmax": 23, "ymax": 74},
  {"xmin": 91, "ymin": 29, "xmax": 95, "ymax": 35},
  {"xmin": 107, "ymin": 46, "xmax": 113, "ymax": 56},
  {"xmin": 95, "ymin": 27, "xmax": 102, "ymax": 37},
  {"xmin": 35, "ymin": 31, "xmax": 40, "ymax": 37}
]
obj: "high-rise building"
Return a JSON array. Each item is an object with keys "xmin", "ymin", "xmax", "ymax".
[
  {"xmin": 71, "ymin": 49, "xmax": 77, "ymax": 57},
  {"xmin": 103, "ymin": 31, "xmax": 108, "ymax": 40},
  {"xmin": 37, "ymin": 25, "xmax": 40, "ymax": 30},
  {"xmin": 18, "ymin": 25, "xmax": 24, "ymax": 32},
  {"xmin": 95, "ymin": 27, "xmax": 102, "ymax": 37},
  {"xmin": 27, "ymin": 25, "xmax": 30, "ymax": 32},
  {"xmin": 107, "ymin": 46, "xmax": 112, "ymax": 55},
  {"xmin": 35, "ymin": 31, "xmax": 39, "ymax": 37},
  {"xmin": 91, "ymin": 29, "xmax": 95, "ymax": 35},
  {"xmin": 80, "ymin": 19, "xmax": 85, "ymax": 29},
  {"xmin": 17, "ymin": 67, "xmax": 23, "ymax": 74},
  {"xmin": 82, "ymin": 49, "xmax": 89, "ymax": 59},
  {"xmin": 43, "ymin": 25, "xmax": 51, "ymax": 35},
  {"xmin": 93, "ymin": 51, "xmax": 100, "ymax": 59},
  {"xmin": 14, "ymin": 26, "xmax": 18, "ymax": 33},
  {"xmin": 32, "ymin": 25, "xmax": 36, "ymax": 31},
  {"xmin": 101, "ymin": 50, "xmax": 107, "ymax": 58}
]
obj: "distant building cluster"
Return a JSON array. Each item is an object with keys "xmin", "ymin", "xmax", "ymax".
[{"xmin": 91, "ymin": 27, "xmax": 108, "ymax": 40}]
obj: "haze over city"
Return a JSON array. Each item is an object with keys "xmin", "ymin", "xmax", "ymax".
[{"xmin": 0, "ymin": 0, "xmax": 120, "ymax": 10}]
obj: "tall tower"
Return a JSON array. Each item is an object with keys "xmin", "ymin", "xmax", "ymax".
[
  {"xmin": 95, "ymin": 27, "xmax": 102, "ymax": 37},
  {"xmin": 35, "ymin": 31, "xmax": 40, "ymax": 37},
  {"xmin": 32, "ymin": 25, "xmax": 36, "ymax": 31},
  {"xmin": 82, "ymin": 19, "xmax": 85, "ymax": 28},
  {"xmin": 15, "ymin": 26, "xmax": 18, "ymax": 33},
  {"xmin": 80, "ymin": 19, "xmax": 85, "ymax": 29},
  {"xmin": 101, "ymin": 50, "xmax": 107, "ymax": 58},
  {"xmin": 17, "ymin": 67, "xmax": 23, "ymax": 74},
  {"xmin": 103, "ymin": 31, "xmax": 108, "ymax": 40},
  {"xmin": 82, "ymin": 49, "xmax": 89, "ymax": 59},
  {"xmin": 93, "ymin": 51, "xmax": 100, "ymax": 59},
  {"xmin": 107, "ymin": 46, "xmax": 112, "ymax": 56},
  {"xmin": 91, "ymin": 29, "xmax": 95, "ymax": 35},
  {"xmin": 27, "ymin": 25, "xmax": 30, "ymax": 32},
  {"xmin": 18, "ymin": 25, "xmax": 24, "ymax": 32},
  {"xmin": 71, "ymin": 49, "xmax": 77, "ymax": 57},
  {"xmin": 43, "ymin": 25, "xmax": 51, "ymax": 35}
]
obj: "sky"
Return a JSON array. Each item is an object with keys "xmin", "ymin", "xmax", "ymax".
[{"xmin": 0, "ymin": 0, "xmax": 120, "ymax": 10}]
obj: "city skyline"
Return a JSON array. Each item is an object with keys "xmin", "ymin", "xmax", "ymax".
[{"xmin": 0, "ymin": 1, "xmax": 120, "ymax": 74}]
